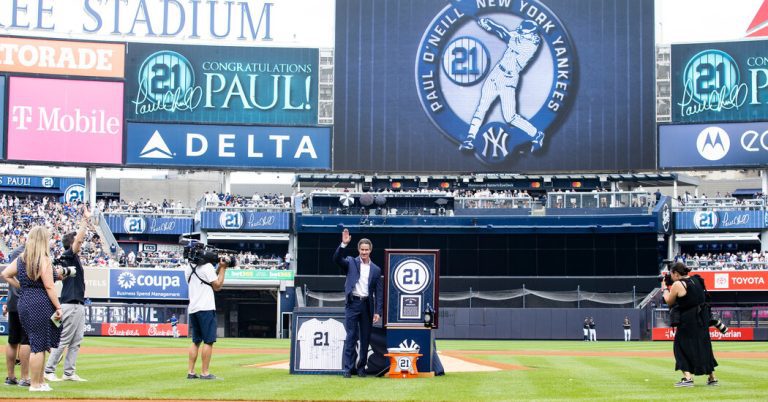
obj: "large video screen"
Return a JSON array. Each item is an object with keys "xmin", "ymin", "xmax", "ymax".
[
  {"xmin": 7, "ymin": 77, "xmax": 123, "ymax": 165},
  {"xmin": 671, "ymin": 39, "xmax": 768, "ymax": 123},
  {"xmin": 125, "ymin": 43, "xmax": 319, "ymax": 126},
  {"xmin": 333, "ymin": 0, "xmax": 656, "ymax": 173}
]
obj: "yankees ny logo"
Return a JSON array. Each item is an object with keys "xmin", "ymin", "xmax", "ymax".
[
  {"xmin": 482, "ymin": 127, "xmax": 509, "ymax": 158},
  {"xmin": 416, "ymin": 0, "xmax": 575, "ymax": 164}
]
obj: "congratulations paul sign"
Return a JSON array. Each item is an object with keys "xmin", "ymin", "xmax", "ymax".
[{"xmin": 125, "ymin": 43, "xmax": 318, "ymax": 126}]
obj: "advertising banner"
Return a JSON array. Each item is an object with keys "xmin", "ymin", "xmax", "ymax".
[
  {"xmin": 0, "ymin": 75, "xmax": 4, "ymax": 159},
  {"xmin": 200, "ymin": 211, "xmax": 290, "ymax": 231},
  {"xmin": 0, "ymin": 37, "xmax": 124, "ymax": 78},
  {"xmin": 101, "ymin": 323, "xmax": 189, "ymax": 337},
  {"xmin": 652, "ymin": 327, "xmax": 754, "ymax": 341},
  {"xmin": 226, "ymin": 269, "xmax": 294, "ymax": 281},
  {"xmin": 83, "ymin": 267, "xmax": 110, "ymax": 299},
  {"xmin": 671, "ymin": 40, "xmax": 768, "ymax": 123},
  {"xmin": 0, "ymin": 320, "xmax": 7, "ymax": 336},
  {"xmin": 0, "ymin": 175, "xmax": 59, "ymax": 189},
  {"xmin": 693, "ymin": 270, "xmax": 768, "ymax": 291},
  {"xmin": 125, "ymin": 44, "xmax": 318, "ymax": 126},
  {"xmin": 675, "ymin": 210, "xmax": 767, "ymax": 231},
  {"xmin": 126, "ymin": 122, "xmax": 330, "ymax": 170},
  {"xmin": 7, "ymin": 77, "xmax": 123, "ymax": 165},
  {"xmin": 109, "ymin": 269, "xmax": 188, "ymax": 300},
  {"xmin": 659, "ymin": 122, "xmax": 768, "ymax": 169},
  {"xmin": 0, "ymin": 0, "xmax": 335, "ymax": 48},
  {"xmin": 105, "ymin": 215, "xmax": 194, "ymax": 235},
  {"xmin": 333, "ymin": 0, "xmax": 656, "ymax": 172}
]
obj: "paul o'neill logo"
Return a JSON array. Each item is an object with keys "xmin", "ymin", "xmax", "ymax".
[{"xmin": 416, "ymin": 0, "xmax": 575, "ymax": 164}]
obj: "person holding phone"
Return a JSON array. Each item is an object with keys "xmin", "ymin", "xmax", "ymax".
[{"xmin": 1, "ymin": 226, "xmax": 62, "ymax": 392}]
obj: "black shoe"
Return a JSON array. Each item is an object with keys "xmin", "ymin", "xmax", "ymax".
[
  {"xmin": 674, "ymin": 378, "xmax": 693, "ymax": 387},
  {"xmin": 343, "ymin": 372, "xmax": 352, "ymax": 378},
  {"xmin": 186, "ymin": 373, "xmax": 199, "ymax": 379},
  {"xmin": 358, "ymin": 370, "xmax": 367, "ymax": 378},
  {"xmin": 707, "ymin": 378, "xmax": 719, "ymax": 386},
  {"xmin": 4, "ymin": 377, "xmax": 18, "ymax": 386}
]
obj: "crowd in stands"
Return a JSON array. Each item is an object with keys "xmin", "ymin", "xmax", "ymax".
[
  {"xmin": 202, "ymin": 191, "xmax": 290, "ymax": 209},
  {"xmin": 675, "ymin": 251, "xmax": 768, "ymax": 270},
  {"xmin": 675, "ymin": 192, "xmax": 766, "ymax": 209},
  {"xmin": 99, "ymin": 198, "xmax": 190, "ymax": 214},
  {"xmin": 0, "ymin": 195, "xmax": 110, "ymax": 266},
  {"xmin": 119, "ymin": 249, "xmax": 288, "ymax": 270}
]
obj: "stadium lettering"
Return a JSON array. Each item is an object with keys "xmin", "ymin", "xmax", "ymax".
[
  {"xmin": 203, "ymin": 74, "xmax": 311, "ymax": 111},
  {"xmin": 518, "ymin": 0, "xmax": 556, "ymax": 34},
  {"xmin": 136, "ymin": 274, "xmax": 180, "ymax": 290},
  {"xmin": 420, "ymin": 70, "xmax": 443, "ymax": 112},
  {"xmin": 81, "ymin": 0, "xmax": 272, "ymax": 40},
  {"xmin": 11, "ymin": 106, "xmax": 120, "ymax": 134},
  {"xmin": 184, "ymin": 133, "xmax": 318, "ymax": 159},
  {"xmin": 0, "ymin": 43, "xmax": 114, "ymax": 71},
  {"xmin": 427, "ymin": 7, "xmax": 464, "ymax": 48},
  {"xmin": 731, "ymin": 276, "xmax": 765, "ymax": 285}
]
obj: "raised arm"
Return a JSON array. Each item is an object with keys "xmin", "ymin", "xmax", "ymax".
[
  {"xmin": 333, "ymin": 228, "xmax": 352, "ymax": 274},
  {"xmin": 478, "ymin": 17, "xmax": 511, "ymax": 42},
  {"xmin": 71, "ymin": 207, "xmax": 92, "ymax": 254}
]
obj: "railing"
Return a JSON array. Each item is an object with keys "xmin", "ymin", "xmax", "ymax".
[
  {"xmin": 201, "ymin": 202, "xmax": 290, "ymax": 212},
  {"xmin": 454, "ymin": 196, "xmax": 537, "ymax": 209},
  {"xmin": 675, "ymin": 197, "xmax": 766, "ymax": 211},
  {"xmin": 686, "ymin": 260, "xmax": 768, "ymax": 271},
  {"xmin": 654, "ymin": 306, "xmax": 768, "ymax": 328},
  {"xmin": 104, "ymin": 207, "xmax": 197, "ymax": 216},
  {"xmin": 546, "ymin": 191, "xmax": 654, "ymax": 209}
]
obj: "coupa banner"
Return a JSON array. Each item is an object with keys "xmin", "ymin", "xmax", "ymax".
[
  {"xmin": 675, "ymin": 210, "xmax": 767, "ymax": 231},
  {"xmin": 126, "ymin": 122, "xmax": 330, "ymax": 170},
  {"xmin": 125, "ymin": 43, "xmax": 318, "ymax": 126},
  {"xmin": 109, "ymin": 269, "xmax": 188, "ymax": 300},
  {"xmin": 659, "ymin": 122, "xmax": 768, "ymax": 169},
  {"xmin": 671, "ymin": 39, "xmax": 768, "ymax": 124},
  {"xmin": 652, "ymin": 327, "xmax": 754, "ymax": 341},
  {"xmin": 105, "ymin": 214, "xmax": 194, "ymax": 235},
  {"xmin": 693, "ymin": 271, "xmax": 768, "ymax": 291},
  {"xmin": 200, "ymin": 211, "xmax": 290, "ymax": 231}
]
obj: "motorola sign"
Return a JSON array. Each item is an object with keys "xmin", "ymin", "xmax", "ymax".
[{"xmin": 659, "ymin": 122, "xmax": 768, "ymax": 168}]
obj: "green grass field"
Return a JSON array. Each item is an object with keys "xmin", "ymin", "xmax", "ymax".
[{"xmin": 1, "ymin": 337, "xmax": 766, "ymax": 401}]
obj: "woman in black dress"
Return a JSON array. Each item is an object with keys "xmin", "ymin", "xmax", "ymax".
[
  {"xmin": 1, "ymin": 226, "xmax": 62, "ymax": 392},
  {"xmin": 662, "ymin": 262, "xmax": 718, "ymax": 387}
]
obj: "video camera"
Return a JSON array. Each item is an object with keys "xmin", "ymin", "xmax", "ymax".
[
  {"xmin": 181, "ymin": 239, "xmax": 238, "ymax": 268},
  {"xmin": 53, "ymin": 255, "xmax": 77, "ymax": 278}
]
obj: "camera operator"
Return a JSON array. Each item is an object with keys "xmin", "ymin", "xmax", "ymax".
[
  {"xmin": 44, "ymin": 208, "xmax": 92, "ymax": 383},
  {"xmin": 662, "ymin": 262, "xmax": 718, "ymax": 387},
  {"xmin": 184, "ymin": 246, "xmax": 229, "ymax": 380}
]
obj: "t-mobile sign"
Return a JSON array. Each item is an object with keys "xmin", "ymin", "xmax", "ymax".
[{"xmin": 7, "ymin": 77, "xmax": 123, "ymax": 165}]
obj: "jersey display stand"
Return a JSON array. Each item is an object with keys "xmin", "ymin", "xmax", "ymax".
[
  {"xmin": 384, "ymin": 249, "xmax": 440, "ymax": 377},
  {"xmin": 290, "ymin": 307, "xmax": 347, "ymax": 375}
]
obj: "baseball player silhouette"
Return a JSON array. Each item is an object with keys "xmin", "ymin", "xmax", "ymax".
[{"xmin": 460, "ymin": 18, "xmax": 545, "ymax": 153}]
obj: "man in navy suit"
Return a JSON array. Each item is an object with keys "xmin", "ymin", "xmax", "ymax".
[{"xmin": 333, "ymin": 228, "xmax": 383, "ymax": 378}]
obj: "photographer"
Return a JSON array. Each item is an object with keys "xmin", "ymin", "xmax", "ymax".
[
  {"xmin": 44, "ymin": 208, "xmax": 92, "ymax": 383},
  {"xmin": 662, "ymin": 262, "xmax": 718, "ymax": 387},
  {"xmin": 184, "ymin": 244, "xmax": 229, "ymax": 380}
]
